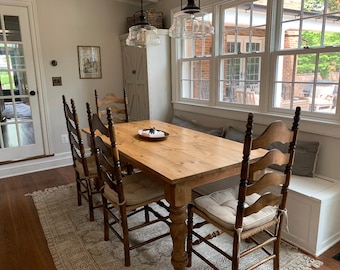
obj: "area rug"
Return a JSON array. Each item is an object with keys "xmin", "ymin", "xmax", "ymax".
[{"xmin": 27, "ymin": 183, "xmax": 323, "ymax": 270}]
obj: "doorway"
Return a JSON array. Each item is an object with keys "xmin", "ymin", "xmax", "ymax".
[{"xmin": 0, "ymin": 4, "xmax": 45, "ymax": 162}]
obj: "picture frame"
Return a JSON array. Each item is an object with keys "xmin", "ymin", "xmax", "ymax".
[{"xmin": 77, "ymin": 46, "xmax": 102, "ymax": 79}]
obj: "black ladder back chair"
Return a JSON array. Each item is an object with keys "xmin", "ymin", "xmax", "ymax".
[
  {"xmin": 62, "ymin": 95, "xmax": 101, "ymax": 221},
  {"xmin": 187, "ymin": 106, "xmax": 301, "ymax": 270},
  {"xmin": 86, "ymin": 104, "xmax": 170, "ymax": 267}
]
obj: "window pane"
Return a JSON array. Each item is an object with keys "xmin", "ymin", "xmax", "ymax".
[
  {"xmin": 219, "ymin": 1, "xmax": 265, "ymax": 106},
  {"xmin": 324, "ymin": 13, "xmax": 340, "ymax": 46},
  {"xmin": 181, "ymin": 60, "xmax": 211, "ymax": 100},
  {"xmin": 274, "ymin": 1, "xmax": 340, "ymax": 115},
  {"xmin": 274, "ymin": 51, "xmax": 339, "ymax": 114},
  {"xmin": 301, "ymin": 18, "xmax": 323, "ymax": 47},
  {"xmin": 7, "ymin": 44, "xmax": 25, "ymax": 69},
  {"xmin": 2, "ymin": 123, "xmax": 18, "ymax": 148},
  {"xmin": 183, "ymin": 39, "xmax": 195, "ymax": 58},
  {"xmin": 182, "ymin": 12, "xmax": 213, "ymax": 58},
  {"xmin": 281, "ymin": 0, "xmax": 340, "ymax": 50},
  {"xmin": 4, "ymin": 16, "xmax": 21, "ymax": 42},
  {"xmin": 246, "ymin": 56, "xmax": 260, "ymax": 81},
  {"xmin": 222, "ymin": 1, "xmax": 267, "ymax": 54}
]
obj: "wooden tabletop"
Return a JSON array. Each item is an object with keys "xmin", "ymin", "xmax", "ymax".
[{"xmin": 83, "ymin": 119, "xmax": 266, "ymax": 187}]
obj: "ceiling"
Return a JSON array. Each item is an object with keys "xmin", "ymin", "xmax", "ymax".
[{"xmin": 116, "ymin": 0, "xmax": 159, "ymax": 7}]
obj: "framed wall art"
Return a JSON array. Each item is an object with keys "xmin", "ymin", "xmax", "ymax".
[{"xmin": 77, "ymin": 46, "xmax": 102, "ymax": 79}]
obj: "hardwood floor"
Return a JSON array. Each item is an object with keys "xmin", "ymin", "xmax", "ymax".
[
  {"xmin": 0, "ymin": 166, "xmax": 339, "ymax": 269},
  {"xmin": 0, "ymin": 166, "xmax": 74, "ymax": 270}
]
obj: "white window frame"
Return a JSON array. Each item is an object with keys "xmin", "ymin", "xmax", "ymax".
[{"xmin": 170, "ymin": 0, "xmax": 340, "ymax": 138}]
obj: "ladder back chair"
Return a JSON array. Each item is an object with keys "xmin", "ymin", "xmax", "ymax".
[
  {"xmin": 87, "ymin": 102, "xmax": 134, "ymax": 175},
  {"xmin": 95, "ymin": 88, "xmax": 129, "ymax": 124},
  {"xmin": 94, "ymin": 89, "xmax": 135, "ymax": 173},
  {"xmin": 62, "ymin": 95, "xmax": 101, "ymax": 221},
  {"xmin": 187, "ymin": 106, "xmax": 301, "ymax": 270},
  {"xmin": 86, "ymin": 104, "xmax": 170, "ymax": 267}
]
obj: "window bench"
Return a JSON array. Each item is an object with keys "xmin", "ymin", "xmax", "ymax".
[{"xmin": 280, "ymin": 174, "xmax": 340, "ymax": 256}]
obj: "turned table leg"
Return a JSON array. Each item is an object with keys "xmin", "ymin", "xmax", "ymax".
[
  {"xmin": 169, "ymin": 204, "xmax": 188, "ymax": 270},
  {"xmin": 165, "ymin": 182, "xmax": 191, "ymax": 270}
]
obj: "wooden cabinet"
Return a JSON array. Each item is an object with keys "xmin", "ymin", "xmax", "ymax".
[{"xmin": 120, "ymin": 29, "xmax": 172, "ymax": 122}]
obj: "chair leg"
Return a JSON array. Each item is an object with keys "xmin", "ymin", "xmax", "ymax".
[
  {"xmin": 274, "ymin": 231, "xmax": 282, "ymax": 270},
  {"xmin": 273, "ymin": 239, "xmax": 280, "ymax": 270},
  {"xmin": 186, "ymin": 204, "xmax": 193, "ymax": 267},
  {"xmin": 232, "ymin": 232, "xmax": 240, "ymax": 270},
  {"xmin": 76, "ymin": 178, "xmax": 82, "ymax": 206},
  {"xmin": 120, "ymin": 209, "xmax": 131, "ymax": 267},
  {"xmin": 144, "ymin": 205, "xmax": 150, "ymax": 223},
  {"xmin": 85, "ymin": 179, "xmax": 95, "ymax": 222},
  {"xmin": 103, "ymin": 197, "xmax": 110, "ymax": 241},
  {"xmin": 88, "ymin": 193, "xmax": 94, "ymax": 221}
]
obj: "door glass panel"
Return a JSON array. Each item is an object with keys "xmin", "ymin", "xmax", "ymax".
[
  {"xmin": 18, "ymin": 122, "xmax": 34, "ymax": 145},
  {"xmin": 0, "ymin": 14, "xmax": 34, "ymax": 149},
  {"xmin": 8, "ymin": 44, "xmax": 25, "ymax": 69},
  {"xmin": 13, "ymin": 71, "xmax": 28, "ymax": 96},
  {"xmin": 1, "ymin": 122, "xmax": 34, "ymax": 147},
  {"xmin": 2, "ymin": 97, "xmax": 31, "ymax": 120},
  {"xmin": 4, "ymin": 15, "xmax": 21, "ymax": 42},
  {"xmin": 2, "ymin": 123, "xmax": 18, "ymax": 147}
]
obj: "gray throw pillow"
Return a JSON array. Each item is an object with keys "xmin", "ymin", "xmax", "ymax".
[
  {"xmin": 224, "ymin": 126, "xmax": 245, "ymax": 142},
  {"xmin": 225, "ymin": 126, "xmax": 320, "ymax": 177},
  {"xmin": 171, "ymin": 116, "xmax": 225, "ymax": 137},
  {"xmin": 268, "ymin": 141, "xmax": 320, "ymax": 177}
]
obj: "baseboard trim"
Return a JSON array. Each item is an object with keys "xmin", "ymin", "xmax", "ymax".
[{"xmin": 0, "ymin": 152, "xmax": 73, "ymax": 179}]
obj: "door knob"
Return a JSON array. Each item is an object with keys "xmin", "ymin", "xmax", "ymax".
[{"xmin": 30, "ymin": 90, "xmax": 36, "ymax": 96}]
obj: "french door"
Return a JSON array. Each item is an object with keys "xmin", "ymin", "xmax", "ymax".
[{"xmin": 0, "ymin": 4, "xmax": 44, "ymax": 162}]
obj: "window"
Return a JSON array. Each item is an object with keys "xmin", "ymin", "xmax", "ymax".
[
  {"xmin": 273, "ymin": 0, "xmax": 340, "ymax": 114},
  {"xmin": 178, "ymin": 11, "xmax": 213, "ymax": 101},
  {"xmin": 219, "ymin": 1, "xmax": 267, "ymax": 106},
  {"xmin": 172, "ymin": 0, "xmax": 340, "ymax": 120}
]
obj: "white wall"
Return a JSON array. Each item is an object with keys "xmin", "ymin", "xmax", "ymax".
[
  {"xmin": 0, "ymin": 0, "xmax": 139, "ymax": 178},
  {"xmin": 35, "ymin": 0, "xmax": 135, "ymax": 155}
]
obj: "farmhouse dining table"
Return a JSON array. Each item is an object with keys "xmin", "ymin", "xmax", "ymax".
[{"xmin": 83, "ymin": 119, "xmax": 266, "ymax": 270}]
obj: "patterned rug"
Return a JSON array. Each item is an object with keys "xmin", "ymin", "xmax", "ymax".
[{"xmin": 27, "ymin": 183, "xmax": 323, "ymax": 270}]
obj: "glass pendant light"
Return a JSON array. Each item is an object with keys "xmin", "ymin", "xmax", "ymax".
[
  {"xmin": 126, "ymin": 0, "xmax": 161, "ymax": 48},
  {"xmin": 169, "ymin": 0, "xmax": 214, "ymax": 39}
]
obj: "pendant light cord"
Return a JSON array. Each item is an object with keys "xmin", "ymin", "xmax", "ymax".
[{"xmin": 140, "ymin": 0, "xmax": 144, "ymax": 14}]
